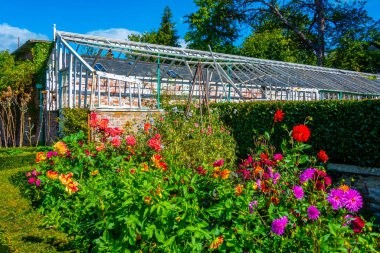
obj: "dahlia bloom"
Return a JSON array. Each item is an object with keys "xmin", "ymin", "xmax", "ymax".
[
  {"xmin": 292, "ymin": 185, "xmax": 304, "ymax": 199},
  {"xmin": 148, "ymin": 136, "xmax": 162, "ymax": 152},
  {"xmin": 343, "ymin": 189, "xmax": 363, "ymax": 212},
  {"xmin": 125, "ymin": 135, "xmax": 137, "ymax": 146},
  {"xmin": 317, "ymin": 150, "xmax": 329, "ymax": 163},
  {"xmin": 307, "ymin": 206, "xmax": 320, "ymax": 220},
  {"xmin": 221, "ymin": 169, "xmax": 231, "ymax": 179},
  {"xmin": 35, "ymin": 152, "xmax": 46, "ymax": 163},
  {"xmin": 46, "ymin": 151, "xmax": 58, "ymax": 159},
  {"xmin": 53, "ymin": 141, "xmax": 68, "ymax": 155},
  {"xmin": 300, "ymin": 168, "xmax": 316, "ymax": 184},
  {"xmin": 47, "ymin": 170, "xmax": 59, "ymax": 180},
  {"xmin": 209, "ymin": 236, "xmax": 223, "ymax": 249},
  {"xmin": 271, "ymin": 216, "xmax": 288, "ymax": 235},
  {"xmin": 213, "ymin": 159, "xmax": 224, "ymax": 167},
  {"xmin": 111, "ymin": 137, "xmax": 122, "ymax": 148},
  {"xmin": 235, "ymin": 184, "xmax": 243, "ymax": 196},
  {"xmin": 292, "ymin": 124, "xmax": 311, "ymax": 142},
  {"xmin": 273, "ymin": 153, "xmax": 283, "ymax": 161},
  {"xmin": 98, "ymin": 118, "xmax": 109, "ymax": 131},
  {"xmin": 327, "ymin": 189, "xmax": 345, "ymax": 210},
  {"xmin": 274, "ymin": 109, "xmax": 285, "ymax": 122},
  {"xmin": 144, "ymin": 123, "xmax": 151, "ymax": 134},
  {"xmin": 351, "ymin": 217, "xmax": 365, "ymax": 233}
]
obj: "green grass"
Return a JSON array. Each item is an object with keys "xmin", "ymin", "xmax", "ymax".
[{"xmin": 0, "ymin": 166, "xmax": 75, "ymax": 252}]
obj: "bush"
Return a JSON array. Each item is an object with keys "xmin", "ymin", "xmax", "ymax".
[
  {"xmin": 152, "ymin": 107, "xmax": 237, "ymax": 168},
  {"xmin": 59, "ymin": 108, "xmax": 90, "ymax": 137},
  {"xmin": 210, "ymin": 99, "xmax": 380, "ymax": 167},
  {"xmin": 23, "ymin": 111, "xmax": 380, "ymax": 252}
]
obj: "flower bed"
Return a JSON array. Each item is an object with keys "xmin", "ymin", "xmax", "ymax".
[{"xmin": 25, "ymin": 109, "xmax": 380, "ymax": 251}]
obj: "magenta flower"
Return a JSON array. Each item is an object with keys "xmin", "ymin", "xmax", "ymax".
[
  {"xmin": 307, "ymin": 206, "xmax": 320, "ymax": 220},
  {"xmin": 46, "ymin": 151, "xmax": 58, "ymax": 159},
  {"xmin": 300, "ymin": 168, "xmax": 316, "ymax": 184},
  {"xmin": 292, "ymin": 185, "xmax": 304, "ymax": 199},
  {"xmin": 256, "ymin": 179, "xmax": 262, "ymax": 189},
  {"xmin": 343, "ymin": 189, "xmax": 363, "ymax": 212},
  {"xmin": 28, "ymin": 177, "xmax": 36, "ymax": 184},
  {"xmin": 213, "ymin": 159, "xmax": 224, "ymax": 167},
  {"xmin": 36, "ymin": 179, "xmax": 41, "ymax": 187},
  {"xmin": 249, "ymin": 201, "xmax": 258, "ymax": 214},
  {"xmin": 271, "ymin": 216, "xmax": 288, "ymax": 235},
  {"xmin": 327, "ymin": 189, "xmax": 345, "ymax": 210},
  {"xmin": 273, "ymin": 173, "xmax": 280, "ymax": 184},
  {"xmin": 273, "ymin": 153, "xmax": 283, "ymax": 161}
]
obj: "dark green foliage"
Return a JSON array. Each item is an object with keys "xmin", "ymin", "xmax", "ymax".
[
  {"xmin": 0, "ymin": 147, "xmax": 37, "ymax": 170},
  {"xmin": 59, "ymin": 108, "xmax": 89, "ymax": 137},
  {"xmin": 210, "ymin": 100, "xmax": 380, "ymax": 167}
]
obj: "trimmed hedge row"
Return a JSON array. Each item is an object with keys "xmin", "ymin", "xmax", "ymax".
[
  {"xmin": 210, "ymin": 99, "xmax": 380, "ymax": 167},
  {"xmin": 0, "ymin": 148, "xmax": 37, "ymax": 171}
]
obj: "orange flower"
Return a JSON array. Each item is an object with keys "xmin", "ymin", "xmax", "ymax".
[
  {"xmin": 212, "ymin": 167, "xmax": 220, "ymax": 178},
  {"xmin": 339, "ymin": 184, "xmax": 350, "ymax": 192},
  {"xmin": 254, "ymin": 166, "xmax": 264, "ymax": 176},
  {"xmin": 59, "ymin": 172, "xmax": 73, "ymax": 185},
  {"xmin": 65, "ymin": 181, "xmax": 79, "ymax": 194},
  {"xmin": 209, "ymin": 236, "xmax": 223, "ymax": 249},
  {"xmin": 252, "ymin": 182, "xmax": 258, "ymax": 190},
  {"xmin": 141, "ymin": 163, "xmax": 149, "ymax": 172},
  {"xmin": 261, "ymin": 180, "xmax": 270, "ymax": 193},
  {"xmin": 235, "ymin": 184, "xmax": 243, "ymax": 196},
  {"xmin": 36, "ymin": 152, "xmax": 46, "ymax": 163},
  {"xmin": 53, "ymin": 141, "xmax": 68, "ymax": 155},
  {"xmin": 46, "ymin": 170, "xmax": 58, "ymax": 180},
  {"xmin": 144, "ymin": 123, "xmax": 151, "ymax": 134},
  {"xmin": 221, "ymin": 169, "xmax": 231, "ymax": 179},
  {"xmin": 96, "ymin": 143, "xmax": 105, "ymax": 152},
  {"xmin": 91, "ymin": 170, "xmax": 99, "ymax": 176},
  {"xmin": 271, "ymin": 196, "xmax": 280, "ymax": 205},
  {"xmin": 144, "ymin": 196, "xmax": 152, "ymax": 205}
]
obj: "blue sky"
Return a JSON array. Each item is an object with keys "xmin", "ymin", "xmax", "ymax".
[{"xmin": 0, "ymin": 0, "xmax": 379, "ymax": 51}]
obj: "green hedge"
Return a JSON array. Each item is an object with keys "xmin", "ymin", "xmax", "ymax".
[
  {"xmin": 0, "ymin": 148, "xmax": 37, "ymax": 171},
  {"xmin": 59, "ymin": 108, "xmax": 89, "ymax": 138},
  {"xmin": 210, "ymin": 99, "xmax": 380, "ymax": 167}
]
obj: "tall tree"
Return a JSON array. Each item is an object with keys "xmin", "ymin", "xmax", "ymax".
[
  {"xmin": 128, "ymin": 6, "xmax": 180, "ymax": 47},
  {"xmin": 185, "ymin": 0, "xmax": 243, "ymax": 53},
  {"xmin": 236, "ymin": 0, "xmax": 379, "ymax": 66},
  {"xmin": 157, "ymin": 6, "xmax": 180, "ymax": 47}
]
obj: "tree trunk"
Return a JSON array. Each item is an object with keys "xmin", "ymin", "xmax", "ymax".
[{"xmin": 315, "ymin": 0, "xmax": 325, "ymax": 66}]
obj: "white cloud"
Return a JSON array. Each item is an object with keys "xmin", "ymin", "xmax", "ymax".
[
  {"xmin": 179, "ymin": 38, "xmax": 188, "ymax": 48},
  {"xmin": 86, "ymin": 28, "xmax": 141, "ymax": 40},
  {"xmin": 0, "ymin": 23, "xmax": 49, "ymax": 52}
]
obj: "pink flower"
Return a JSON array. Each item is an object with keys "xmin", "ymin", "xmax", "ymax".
[
  {"xmin": 271, "ymin": 216, "xmax": 288, "ymax": 235},
  {"xmin": 307, "ymin": 206, "xmax": 320, "ymax": 220},
  {"xmin": 273, "ymin": 153, "xmax": 283, "ymax": 161},
  {"xmin": 343, "ymin": 189, "xmax": 363, "ymax": 212},
  {"xmin": 35, "ymin": 179, "xmax": 41, "ymax": 187},
  {"xmin": 300, "ymin": 168, "xmax": 316, "ymax": 184},
  {"xmin": 28, "ymin": 177, "xmax": 36, "ymax": 184},
  {"xmin": 327, "ymin": 189, "xmax": 345, "ymax": 210},
  {"xmin": 249, "ymin": 201, "xmax": 258, "ymax": 214},
  {"xmin": 292, "ymin": 185, "xmax": 304, "ymax": 199}
]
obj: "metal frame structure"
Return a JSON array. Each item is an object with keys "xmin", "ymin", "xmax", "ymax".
[{"xmin": 45, "ymin": 26, "xmax": 380, "ymax": 111}]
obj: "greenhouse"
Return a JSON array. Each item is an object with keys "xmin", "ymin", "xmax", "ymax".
[{"xmin": 46, "ymin": 27, "xmax": 380, "ymax": 111}]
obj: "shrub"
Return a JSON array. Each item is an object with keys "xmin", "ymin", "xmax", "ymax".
[
  {"xmin": 24, "ymin": 110, "xmax": 380, "ymax": 252},
  {"xmin": 59, "ymin": 108, "xmax": 89, "ymax": 137}
]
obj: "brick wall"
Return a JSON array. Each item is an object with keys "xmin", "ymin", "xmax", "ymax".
[{"xmin": 93, "ymin": 109, "xmax": 164, "ymax": 131}]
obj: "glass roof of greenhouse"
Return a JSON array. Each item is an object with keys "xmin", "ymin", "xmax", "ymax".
[{"xmin": 56, "ymin": 30, "xmax": 380, "ymax": 96}]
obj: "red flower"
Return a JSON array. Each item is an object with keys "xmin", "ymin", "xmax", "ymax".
[
  {"xmin": 148, "ymin": 138, "xmax": 161, "ymax": 152},
  {"xmin": 292, "ymin": 124, "xmax": 311, "ymax": 142},
  {"xmin": 260, "ymin": 153, "xmax": 268, "ymax": 161},
  {"xmin": 274, "ymin": 109, "xmax": 285, "ymax": 122},
  {"xmin": 98, "ymin": 119, "xmax": 109, "ymax": 131},
  {"xmin": 324, "ymin": 176, "xmax": 332, "ymax": 186},
  {"xmin": 196, "ymin": 166, "xmax": 207, "ymax": 176},
  {"xmin": 213, "ymin": 159, "xmax": 224, "ymax": 167},
  {"xmin": 111, "ymin": 138, "xmax": 122, "ymax": 148},
  {"xmin": 351, "ymin": 217, "xmax": 365, "ymax": 233},
  {"xmin": 315, "ymin": 180, "xmax": 326, "ymax": 191},
  {"xmin": 317, "ymin": 150, "xmax": 329, "ymax": 163},
  {"xmin": 125, "ymin": 135, "xmax": 137, "ymax": 146}
]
